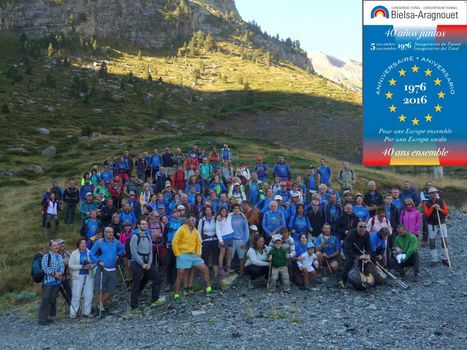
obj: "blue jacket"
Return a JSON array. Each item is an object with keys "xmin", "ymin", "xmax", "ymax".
[
  {"xmin": 90, "ymin": 238, "xmax": 125, "ymax": 269},
  {"xmin": 400, "ymin": 188, "xmax": 420, "ymax": 207},
  {"xmin": 317, "ymin": 165, "xmax": 332, "ymax": 184},
  {"xmin": 99, "ymin": 170, "xmax": 113, "ymax": 184},
  {"xmin": 262, "ymin": 210, "xmax": 286, "ymax": 237},
  {"xmin": 370, "ymin": 232, "xmax": 387, "ymax": 253},
  {"xmin": 150, "ymin": 154, "xmax": 162, "ymax": 168},
  {"xmin": 288, "ymin": 214, "xmax": 311, "ymax": 234},
  {"xmin": 167, "ymin": 218, "xmax": 183, "ymax": 244},
  {"xmin": 272, "ymin": 163, "xmax": 291, "ymax": 180},
  {"xmin": 230, "ymin": 213, "xmax": 249, "ymax": 244},
  {"xmin": 80, "ymin": 183, "xmax": 94, "ymax": 201},
  {"xmin": 119, "ymin": 211, "xmax": 136, "ymax": 228},
  {"xmin": 253, "ymin": 163, "xmax": 268, "ymax": 181}
]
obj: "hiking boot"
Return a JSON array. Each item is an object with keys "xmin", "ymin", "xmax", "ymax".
[
  {"xmin": 430, "ymin": 260, "xmax": 440, "ymax": 266},
  {"xmin": 38, "ymin": 320, "xmax": 53, "ymax": 326},
  {"xmin": 183, "ymin": 287, "xmax": 194, "ymax": 296},
  {"xmin": 338, "ymin": 280, "xmax": 347, "ymax": 289},
  {"xmin": 173, "ymin": 294, "xmax": 182, "ymax": 304},
  {"xmin": 82, "ymin": 313, "xmax": 94, "ymax": 318},
  {"xmin": 414, "ymin": 273, "xmax": 421, "ymax": 282},
  {"xmin": 218, "ymin": 267, "xmax": 226, "ymax": 276},
  {"xmin": 225, "ymin": 267, "xmax": 232, "ymax": 275},
  {"xmin": 441, "ymin": 259, "xmax": 450, "ymax": 267},
  {"xmin": 205, "ymin": 286, "xmax": 213, "ymax": 295},
  {"xmin": 131, "ymin": 307, "xmax": 142, "ymax": 315}
]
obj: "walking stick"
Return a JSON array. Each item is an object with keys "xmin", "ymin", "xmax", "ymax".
[
  {"xmin": 324, "ymin": 256, "xmax": 333, "ymax": 275},
  {"xmin": 267, "ymin": 260, "xmax": 272, "ymax": 291},
  {"xmin": 118, "ymin": 262, "xmax": 130, "ymax": 294},
  {"xmin": 98, "ymin": 269, "xmax": 103, "ymax": 319},
  {"xmin": 436, "ymin": 210, "xmax": 452, "ymax": 271},
  {"xmin": 60, "ymin": 283, "xmax": 78, "ymax": 316}
]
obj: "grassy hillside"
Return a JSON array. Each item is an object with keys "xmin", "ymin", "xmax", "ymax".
[{"xmin": 0, "ymin": 30, "xmax": 466, "ymax": 309}]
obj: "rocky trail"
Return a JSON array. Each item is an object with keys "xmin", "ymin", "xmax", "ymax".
[{"xmin": 1, "ymin": 211, "xmax": 466, "ymax": 349}]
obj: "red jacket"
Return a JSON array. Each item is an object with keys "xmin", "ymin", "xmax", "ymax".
[
  {"xmin": 109, "ymin": 179, "xmax": 124, "ymax": 197},
  {"xmin": 172, "ymin": 170, "xmax": 185, "ymax": 191}
]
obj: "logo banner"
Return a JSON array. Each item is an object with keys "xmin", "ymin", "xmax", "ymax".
[{"xmin": 363, "ymin": 1, "xmax": 467, "ymax": 166}]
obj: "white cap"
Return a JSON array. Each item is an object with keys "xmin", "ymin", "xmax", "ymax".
[
  {"xmin": 428, "ymin": 187, "xmax": 439, "ymax": 194},
  {"xmin": 274, "ymin": 195, "xmax": 282, "ymax": 201},
  {"xmin": 249, "ymin": 225, "xmax": 258, "ymax": 231}
]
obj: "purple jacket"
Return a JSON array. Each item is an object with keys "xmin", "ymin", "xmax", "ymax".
[{"xmin": 399, "ymin": 207, "xmax": 422, "ymax": 236}]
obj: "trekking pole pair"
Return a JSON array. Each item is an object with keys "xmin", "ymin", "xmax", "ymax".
[
  {"xmin": 60, "ymin": 283, "xmax": 78, "ymax": 316},
  {"xmin": 436, "ymin": 210, "xmax": 453, "ymax": 271},
  {"xmin": 353, "ymin": 243, "xmax": 408, "ymax": 290}
]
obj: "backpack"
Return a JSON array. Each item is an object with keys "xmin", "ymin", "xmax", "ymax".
[
  {"xmin": 31, "ymin": 252, "xmax": 51, "ymax": 283},
  {"xmin": 125, "ymin": 232, "xmax": 146, "ymax": 259},
  {"xmin": 347, "ymin": 258, "xmax": 374, "ymax": 291}
]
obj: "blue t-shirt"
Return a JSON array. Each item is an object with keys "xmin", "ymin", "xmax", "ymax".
[
  {"xmin": 316, "ymin": 234, "xmax": 341, "ymax": 256},
  {"xmin": 86, "ymin": 220, "xmax": 99, "ymax": 239},
  {"xmin": 353, "ymin": 205, "xmax": 369, "ymax": 222},
  {"xmin": 79, "ymin": 251, "xmax": 89, "ymax": 275}
]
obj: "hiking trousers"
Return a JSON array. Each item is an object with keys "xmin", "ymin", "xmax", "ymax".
[
  {"xmin": 130, "ymin": 262, "xmax": 161, "ymax": 308},
  {"xmin": 38, "ymin": 284, "xmax": 60, "ymax": 324},
  {"xmin": 428, "ymin": 223, "xmax": 448, "ymax": 261},
  {"xmin": 270, "ymin": 266, "xmax": 290, "ymax": 292},
  {"xmin": 244, "ymin": 265, "xmax": 268, "ymax": 281},
  {"xmin": 70, "ymin": 274, "xmax": 94, "ymax": 317},
  {"xmin": 63, "ymin": 203, "xmax": 77, "ymax": 224},
  {"xmin": 395, "ymin": 252, "xmax": 420, "ymax": 275}
]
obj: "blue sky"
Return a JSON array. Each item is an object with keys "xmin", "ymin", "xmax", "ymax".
[{"xmin": 235, "ymin": 0, "xmax": 362, "ymax": 61}]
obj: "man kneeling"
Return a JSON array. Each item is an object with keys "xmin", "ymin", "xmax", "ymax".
[
  {"xmin": 393, "ymin": 225, "xmax": 421, "ymax": 282},
  {"xmin": 173, "ymin": 216, "xmax": 212, "ymax": 303},
  {"xmin": 297, "ymin": 242, "xmax": 320, "ymax": 290},
  {"xmin": 315, "ymin": 224, "xmax": 341, "ymax": 273}
]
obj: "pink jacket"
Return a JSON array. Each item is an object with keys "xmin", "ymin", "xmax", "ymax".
[
  {"xmin": 367, "ymin": 216, "xmax": 392, "ymax": 235},
  {"xmin": 399, "ymin": 208, "xmax": 422, "ymax": 236}
]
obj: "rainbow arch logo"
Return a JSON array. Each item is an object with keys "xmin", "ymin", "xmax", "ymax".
[{"xmin": 371, "ymin": 5, "xmax": 389, "ymax": 18}]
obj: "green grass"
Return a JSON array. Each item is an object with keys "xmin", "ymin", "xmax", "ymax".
[{"xmin": 0, "ymin": 29, "xmax": 466, "ymax": 310}]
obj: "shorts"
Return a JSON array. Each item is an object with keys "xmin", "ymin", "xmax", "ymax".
[
  {"xmin": 428, "ymin": 223, "xmax": 447, "ymax": 239},
  {"xmin": 231, "ymin": 239, "xmax": 246, "ymax": 259},
  {"xmin": 219, "ymin": 239, "xmax": 233, "ymax": 248},
  {"xmin": 176, "ymin": 253, "xmax": 205, "ymax": 269},
  {"xmin": 94, "ymin": 269, "xmax": 116, "ymax": 294}
]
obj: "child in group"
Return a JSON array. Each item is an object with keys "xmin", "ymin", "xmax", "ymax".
[
  {"xmin": 297, "ymin": 242, "xmax": 320, "ymax": 290},
  {"xmin": 267, "ymin": 237, "xmax": 291, "ymax": 293}
]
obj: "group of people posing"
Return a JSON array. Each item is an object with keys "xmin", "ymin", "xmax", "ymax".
[{"xmin": 37, "ymin": 144, "xmax": 450, "ymax": 325}]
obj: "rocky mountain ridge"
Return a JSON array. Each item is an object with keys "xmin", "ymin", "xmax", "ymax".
[{"xmin": 0, "ymin": 0, "xmax": 313, "ymax": 71}]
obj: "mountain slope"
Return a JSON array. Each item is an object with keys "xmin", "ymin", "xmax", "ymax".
[{"xmin": 309, "ymin": 52, "xmax": 361, "ymax": 91}]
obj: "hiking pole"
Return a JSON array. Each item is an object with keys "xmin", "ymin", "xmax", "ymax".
[
  {"xmin": 60, "ymin": 283, "xmax": 78, "ymax": 316},
  {"xmin": 98, "ymin": 268, "xmax": 103, "ymax": 319},
  {"xmin": 375, "ymin": 261, "xmax": 409, "ymax": 290},
  {"xmin": 436, "ymin": 210, "xmax": 452, "ymax": 271},
  {"xmin": 324, "ymin": 256, "xmax": 334, "ymax": 275},
  {"xmin": 118, "ymin": 263, "xmax": 130, "ymax": 294},
  {"xmin": 353, "ymin": 243, "xmax": 409, "ymax": 290},
  {"xmin": 267, "ymin": 260, "xmax": 272, "ymax": 291}
]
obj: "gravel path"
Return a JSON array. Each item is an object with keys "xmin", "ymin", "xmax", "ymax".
[{"xmin": 1, "ymin": 211, "xmax": 467, "ymax": 350}]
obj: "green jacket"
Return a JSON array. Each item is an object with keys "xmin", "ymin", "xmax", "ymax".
[
  {"xmin": 268, "ymin": 247, "xmax": 288, "ymax": 268},
  {"xmin": 394, "ymin": 233, "xmax": 419, "ymax": 258}
]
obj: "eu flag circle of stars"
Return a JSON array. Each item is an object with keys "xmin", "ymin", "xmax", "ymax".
[{"xmin": 385, "ymin": 62, "xmax": 445, "ymax": 126}]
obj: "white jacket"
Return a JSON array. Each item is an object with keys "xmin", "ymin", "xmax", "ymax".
[
  {"xmin": 216, "ymin": 215, "xmax": 234, "ymax": 243},
  {"xmin": 69, "ymin": 248, "xmax": 94, "ymax": 280},
  {"xmin": 297, "ymin": 252, "xmax": 319, "ymax": 272}
]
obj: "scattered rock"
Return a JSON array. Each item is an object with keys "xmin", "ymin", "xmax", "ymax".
[
  {"xmin": 90, "ymin": 132, "xmax": 101, "ymax": 141},
  {"xmin": 219, "ymin": 272, "xmax": 238, "ymax": 291},
  {"xmin": 367, "ymin": 304, "xmax": 378, "ymax": 311},
  {"xmin": 191, "ymin": 310, "xmax": 206, "ymax": 316},
  {"xmin": 94, "ymin": 108, "xmax": 103, "ymax": 113},
  {"xmin": 109, "ymin": 137, "xmax": 119, "ymax": 143},
  {"xmin": 42, "ymin": 105, "xmax": 56, "ymax": 113},
  {"xmin": 68, "ymin": 149, "xmax": 77, "ymax": 156},
  {"xmin": 27, "ymin": 165, "xmax": 43, "ymax": 174},
  {"xmin": 1, "ymin": 168, "xmax": 18, "ymax": 177},
  {"xmin": 41, "ymin": 146, "xmax": 56, "ymax": 156},
  {"xmin": 36, "ymin": 127, "xmax": 50, "ymax": 135},
  {"xmin": 7, "ymin": 147, "xmax": 28, "ymax": 154}
]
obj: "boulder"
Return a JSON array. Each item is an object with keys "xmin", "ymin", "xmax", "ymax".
[
  {"xmin": 36, "ymin": 127, "xmax": 50, "ymax": 135},
  {"xmin": 27, "ymin": 165, "xmax": 43, "ymax": 174},
  {"xmin": 41, "ymin": 146, "xmax": 56, "ymax": 156},
  {"xmin": 218, "ymin": 272, "xmax": 238, "ymax": 291},
  {"xmin": 1, "ymin": 168, "xmax": 18, "ymax": 177},
  {"xmin": 7, "ymin": 147, "xmax": 28, "ymax": 154},
  {"xmin": 68, "ymin": 148, "xmax": 77, "ymax": 156}
]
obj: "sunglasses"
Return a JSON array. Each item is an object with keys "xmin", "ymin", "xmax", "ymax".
[
  {"xmin": 405, "ymin": 203, "xmax": 412, "ymax": 206},
  {"xmin": 357, "ymin": 225, "xmax": 366, "ymax": 228}
]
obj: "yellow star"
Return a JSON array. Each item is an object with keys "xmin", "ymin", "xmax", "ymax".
[
  {"xmin": 425, "ymin": 114, "xmax": 432, "ymax": 122},
  {"xmin": 385, "ymin": 91, "xmax": 393, "ymax": 99},
  {"xmin": 399, "ymin": 69, "xmax": 406, "ymax": 76},
  {"xmin": 438, "ymin": 91, "xmax": 445, "ymax": 99},
  {"xmin": 425, "ymin": 69, "xmax": 432, "ymax": 76},
  {"xmin": 411, "ymin": 65, "xmax": 419, "ymax": 73},
  {"xmin": 389, "ymin": 78, "xmax": 396, "ymax": 86},
  {"xmin": 412, "ymin": 118, "xmax": 419, "ymax": 126},
  {"xmin": 434, "ymin": 104, "xmax": 442, "ymax": 112},
  {"xmin": 399, "ymin": 114, "xmax": 406, "ymax": 122},
  {"xmin": 434, "ymin": 78, "xmax": 442, "ymax": 85},
  {"xmin": 389, "ymin": 104, "xmax": 397, "ymax": 112}
]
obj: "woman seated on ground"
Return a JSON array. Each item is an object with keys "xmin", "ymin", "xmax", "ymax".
[
  {"xmin": 244, "ymin": 234, "xmax": 271, "ymax": 288},
  {"xmin": 291, "ymin": 233, "xmax": 308, "ymax": 286}
]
